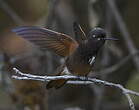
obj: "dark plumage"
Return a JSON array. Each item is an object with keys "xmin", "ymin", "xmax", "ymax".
[{"xmin": 12, "ymin": 22, "xmax": 118, "ymax": 89}]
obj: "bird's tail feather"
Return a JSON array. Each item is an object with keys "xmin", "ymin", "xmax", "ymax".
[{"xmin": 46, "ymin": 79, "xmax": 67, "ymax": 89}]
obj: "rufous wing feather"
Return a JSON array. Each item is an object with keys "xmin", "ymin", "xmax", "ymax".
[{"xmin": 12, "ymin": 26, "xmax": 78, "ymax": 57}]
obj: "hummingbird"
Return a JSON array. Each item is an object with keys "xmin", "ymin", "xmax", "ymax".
[{"xmin": 12, "ymin": 22, "xmax": 118, "ymax": 89}]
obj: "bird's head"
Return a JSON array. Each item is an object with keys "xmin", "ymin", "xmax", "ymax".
[{"xmin": 87, "ymin": 27, "xmax": 118, "ymax": 51}]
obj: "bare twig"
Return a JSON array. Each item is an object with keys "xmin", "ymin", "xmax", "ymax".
[
  {"xmin": 107, "ymin": 0, "xmax": 139, "ymax": 70},
  {"xmin": 12, "ymin": 68, "xmax": 139, "ymax": 110},
  {"xmin": 124, "ymin": 93, "xmax": 135, "ymax": 110},
  {"xmin": 0, "ymin": 0, "xmax": 25, "ymax": 25},
  {"xmin": 90, "ymin": 52, "xmax": 137, "ymax": 109}
]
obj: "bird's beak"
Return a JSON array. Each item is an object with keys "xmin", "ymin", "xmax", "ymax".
[{"xmin": 103, "ymin": 37, "xmax": 119, "ymax": 41}]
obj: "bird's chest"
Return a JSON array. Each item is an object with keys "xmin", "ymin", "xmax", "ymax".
[{"xmin": 65, "ymin": 48, "xmax": 96, "ymax": 76}]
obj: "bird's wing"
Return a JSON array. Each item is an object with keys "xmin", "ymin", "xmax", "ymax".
[
  {"xmin": 73, "ymin": 22, "xmax": 87, "ymax": 44},
  {"xmin": 12, "ymin": 26, "xmax": 78, "ymax": 57}
]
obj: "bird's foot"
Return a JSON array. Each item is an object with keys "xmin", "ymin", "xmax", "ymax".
[{"xmin": 77, "ymin": 76, "xmax": 88, "ymax": 81}]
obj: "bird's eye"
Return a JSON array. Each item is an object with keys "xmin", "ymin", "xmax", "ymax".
[
  {"xmin": 97, "ymin": 38, "xmax": 101, "ymax": 40},
  {"xmin": 93, "ymin": 35, "xmax": 96, "ymax": 38}
]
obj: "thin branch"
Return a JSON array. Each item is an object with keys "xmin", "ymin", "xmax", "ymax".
[
  {"xmin": 107, "ymin": 0, "xmax": 139, "ymax": 70},
  {"xmin": 0, "ymin": 0, "xmax": 25, "ymax": 25},
  {"xmin": 124, "ymin": 93, "xmax": 135, "ymax": 110},
  {"xmin": 12, "ymin": 68, "xmax": 139, "ymax": 110}
]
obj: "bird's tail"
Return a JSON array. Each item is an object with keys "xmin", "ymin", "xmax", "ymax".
[{"xmin": 46, "ymin": 79, "xmax": 67, "ymax": 89}]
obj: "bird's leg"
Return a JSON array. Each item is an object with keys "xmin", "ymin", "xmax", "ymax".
[{"xmin": 83, "ymin": 75, "xmax": 89, "ymax": 81}]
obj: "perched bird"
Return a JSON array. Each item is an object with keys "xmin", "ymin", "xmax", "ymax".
[{"xmin": 12, "ymin": 22, "xmax": 118, "ymax": 89}]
